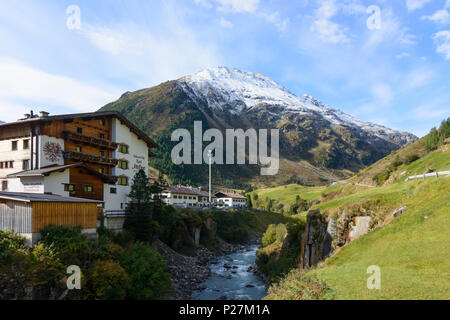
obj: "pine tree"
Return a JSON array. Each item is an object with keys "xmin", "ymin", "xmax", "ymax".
[
  {"xmin": 124, "ymin": 170, "xmax": 153, "ymax": 242},
  {"xmin": 246, "ymin": 194, "xmax": 253, "ymax": 208}
]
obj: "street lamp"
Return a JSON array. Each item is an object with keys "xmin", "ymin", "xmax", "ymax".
[{"xmin": 208, "ymin": 150, "xmax": 212, "ymax": 205}]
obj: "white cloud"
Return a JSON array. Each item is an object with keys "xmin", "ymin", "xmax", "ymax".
[
  {"xmin": 433, "ymin": 30, "xmax": 450, "ymax": 59},
  {"xmin": 219, "ymin": 17, "xmax": 233, "ymax": 28},
  {"xmin": 216, "ymin": 0, "xmax": 260, "ymax": 13},
  {"xmin": 406, "ymin": 0, "xmax": 432, "ymax": 12},
  {"xmin": 259, "ymin": 11, "xmax": 290, "ymax": 32},
  {"xmin": 310, "ymin": 0, "xmax": 351, "ymax": 44},
  {"xmin": 83, "ymin": 25, "xmax": 142, "ymax": 56},
  {"xmin": 363, "ymin": 8, "xmax": 416, "ymax": 49},
  {"xmin": 0, "ymin": 58, "xmax": 118, "ymax": 122},
  {"xmin": 311, "ymin": 19, "xmax": 351, "ymax": 44},
  {"xmin": 80, "ymin": 20, "xmax": 222, "ymax": 86},
  {"xmin": 422, "ymin": 1, "xmax": 450, "ymax": 25}
]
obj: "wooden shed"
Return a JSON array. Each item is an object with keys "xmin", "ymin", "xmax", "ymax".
[{"xmin": 0, "ymin": 192, "xmax": 101, "ymax": 246}]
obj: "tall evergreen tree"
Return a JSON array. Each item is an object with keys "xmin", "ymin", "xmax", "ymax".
[{"xmin": 124, "ymin": 170, "xmax": 153, "ymax": 242}]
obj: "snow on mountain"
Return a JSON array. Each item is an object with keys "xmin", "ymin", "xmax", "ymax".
[{"xmin": 179, "ymin": 67, "xmax": 416, "ymax": 145}]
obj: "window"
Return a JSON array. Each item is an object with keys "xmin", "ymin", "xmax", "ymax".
[
  {"xmin": 23, "ymin": 139, "xmax": 30, "ymax": 150},
  {"xmin": 118, "ymin": 176, "xmax": 128, "ymax": 186},
  {"xmin": 99, "ymin": 168, "xmax": 104, "ymax": 174},
  {"xmin": 76, "ymin": 146, "xmax": 82, "ymax": 153},
  {"xmin": 118, "ymin": 160, "xmax": 128, "ymax": 169},
  {"xmin": 84, "ymin": 185, "xmax": 93, "ymax": 192},
  {"xmin": 22, "ymin": 160, "xmax": 30, "ymax": 170},
  {"xmin": 119, "ymin": 144, "xmax": 129, "ymax": 154},
  {"xmin": 77, "ymin": 127, "xmax": 82, "ymax": 134},
  {"xmin": 100, "ymin": 150, "xmax": 105, "ymax": 157},
  {"xmin": 64, "ymin": 184, "xmax": 75, "ymax": 192},
  {"xmin": 184, "ymin": 196, "xmax": 187, "ymax": 199},
  {"xmin": 12, "ymin": 141, "xmax": 18, "ymax": 151},
  {"xmin": 1, "ymin": 181, "xmax": 7, "ymax": 191},
  {"xmin": 110, "ymin": 187, "xmax": 117, "ymax": 194},
  {"xmin": 9, "ymin": 161, "xmax": 13, "ymax": 168},
  {"xmin": 0, "ymin": 162, "xmax": 3, "ymax": 169},
  {"xmin": 99, "ymin": 119, "xmax": 105, "ymax": 126},
  {"xmin": 100, "ymin": 133, "xmax": 105, "ymax": 139},
  {"xmin": 173, "ymin": 195, "xmax": 178, "ymax": 199}
]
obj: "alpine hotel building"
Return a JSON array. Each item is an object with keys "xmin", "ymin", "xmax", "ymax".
[{"xmin": 0, "ymin": 111, "xmax": 157, "ymax": 244}]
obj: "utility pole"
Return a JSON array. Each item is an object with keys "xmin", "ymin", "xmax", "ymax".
[{"xmin": 208, "ymin": 150, "xmax": 212, "ymax": 205}]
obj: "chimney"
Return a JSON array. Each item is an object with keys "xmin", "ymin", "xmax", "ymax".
[{"xmin": 39, "ymin": 111, "xmax": 50, "ymax": 118}]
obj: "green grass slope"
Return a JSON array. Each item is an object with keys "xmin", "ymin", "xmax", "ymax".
[{"xmin": 266, "ymin": 177, "xmax": 450, "ymax": 300}]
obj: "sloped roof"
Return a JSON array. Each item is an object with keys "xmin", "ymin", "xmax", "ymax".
[
  {"xmin": 7, "ymin": 164, "xmax": 80, "ymax": 178},
  {"xmin": 0, "ymin": 111, "xmax": 157, "ymax": 148},
  {"xmin": 7, "ymin": 163, "xmax": 117, "ymax": 184},
  {"xmin": 214, "ymin": 191, "xmax": 247, "ymax": 199},
  {"xmin": 0, "ymin": 192, "xmax": 102, "ymax": 203},
  {"xmin": 162, "ymin": 186, "xmax": 200, "ymax": 196}
]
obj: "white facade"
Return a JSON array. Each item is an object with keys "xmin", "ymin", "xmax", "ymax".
[
  {"xmin": 161, "ymin": 191, "xmax": 199, "ymax": 208},
  {"xmin": 0, "ymin": 137, "xmax": 34, "ymax": 179},
  {"xmin": 103, "ymin": 118, "xmax": 149, "ymax": 213},
  {"xmin": 215, "ymin": 194, "xmax": 247, "ymax": 209},
  {"xmin": 0, "ymin": 112, "xmax": 154, "ymax": 216},
  {"xmin": 1, "ymin": 171, "xmax": 70, "ymax": 197}
]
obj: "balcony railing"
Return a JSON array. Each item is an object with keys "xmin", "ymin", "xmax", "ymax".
[
  {"xmin": 63, "ymin": 131, "xmax": 119, "ymax": 151},
  {"xmin": 64, "ymin": 150, "xmax": 119, "ymax": 167}
]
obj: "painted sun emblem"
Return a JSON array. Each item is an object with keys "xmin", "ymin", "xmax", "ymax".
[{"xmin": 43, "ymin": 142, "xmax": 62, "ymax": 163}]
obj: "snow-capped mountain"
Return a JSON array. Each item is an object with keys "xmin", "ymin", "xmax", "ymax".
[
  {"xmin": 100, "ymin": 67, "xmax": 417, "ymax": 186},
  {"xmin": 179, "ymin": 67, "xmax": 416, "ymax": 146}
]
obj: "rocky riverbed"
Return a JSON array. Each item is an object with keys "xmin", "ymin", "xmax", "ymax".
[{"xmin": 153, "ymin": 239, "xmax": 249, "ymax": 300}]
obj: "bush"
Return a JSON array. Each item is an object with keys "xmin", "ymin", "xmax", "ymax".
[
  {"xmin": 39, "ymin": 225, "xmax": 93, "ymax": 267},
  {"xmin": 262, "ymin": 224, "xmax": 287, "ymax": 247},
  {"xmin": 405, "ymin": 153, "xmax": 420, "ymax": 164},
  {"xmin": 87, "ymin": 260, "xmax": 130, "ymax": 300},
  {"xmin": 0, "ymin": 231, "xmax": 26, "ymax": 263},
  {"xmin": 266, "ymin": 270, "xmax": 335, "ymax": 300},
  {"xmin": 120, "ymin": 242, "xmax": 172, "ymax": 300},
  {"xmin": 92, "ymin": 243, "xmax": 124, "ymax": 262},
  {"xmin": 373, "ymin": 169, "xmax": 391, "ymax": 185}
]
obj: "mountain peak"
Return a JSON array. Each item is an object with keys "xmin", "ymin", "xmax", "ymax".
[{"xmin": 178, "ymin": 66, "xmax": 417, "ymax": 145}]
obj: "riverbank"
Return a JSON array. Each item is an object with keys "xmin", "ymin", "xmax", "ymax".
[
  {"xmin": 154, "ymin": 238, "xmax": 248, "ymax": 299},
  {"xmin": 192, "ymin": 244, "xmax": 267, "ymax": 300}
]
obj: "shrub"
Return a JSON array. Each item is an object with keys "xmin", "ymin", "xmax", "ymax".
[
  {"xmin": 87, "ymin": 260, "xmax": 130, "ymax": 300},
  {"xmin": 262, "ymin": 224, "xmax": 287, "ymax": 247},
  {"xmin": 405, "ymin": 153, "xmax": 420, "ymax": 164},
  {"xmin": 39, "ymin": 225, "xmax": 93, "ymax": 267},
  {"xmin": 266, "ymin": 270, "xmax": 335, "ymax": 300},
  {"xmin": 92, "ymin": 243, "xmax": 124, "ymax": 262},
  {"xmin": 373, "ymin": 169, "xmax": 391, "ymax": 185},
  {"xmin": 120, "ymin": 242, "xmax": 172, "ymax": 300},
  {"xmin": 0, "ymin": 231, "xmax": 26, "ymax": 263}
]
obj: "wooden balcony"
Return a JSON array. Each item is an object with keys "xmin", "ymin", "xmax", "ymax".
[
  {"xmin": 63, "ymin": 131, "xmax": 119, "ymax": 151},
  {"xmin": 64, "ymin": 150, "xmax": 119, "ymax": 167}
]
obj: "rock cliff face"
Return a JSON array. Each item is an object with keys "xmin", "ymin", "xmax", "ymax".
[{"xmin": 299, "ymin": 209, "xmax": 379, "ymax": 268}]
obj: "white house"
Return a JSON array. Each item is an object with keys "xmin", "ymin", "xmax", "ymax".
[
  {"xmin": 214, "ymin": 191, "xmax": 247, "ymax": 209},
  {"xmin": 160, "ymin": 186, "xmax": 201, "ymax": 208},
  {"xmin": 0, "ymin": 111, "xmax": 157, "ymax": 220}
]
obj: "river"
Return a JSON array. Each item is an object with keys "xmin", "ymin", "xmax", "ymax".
[{"xmin": 191, "ymin": 245, "xmax": 267, "ymax": 300}]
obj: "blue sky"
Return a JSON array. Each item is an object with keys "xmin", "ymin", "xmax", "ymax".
[{"xmin": 0, "ymin": 0, "xmax": 449, "ymax": 137}]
